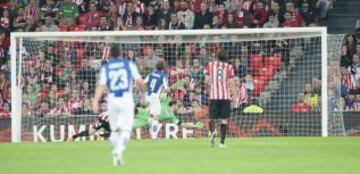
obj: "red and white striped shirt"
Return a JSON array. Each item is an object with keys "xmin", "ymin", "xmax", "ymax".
[
  {"xmin": 204, "ymin": 61, "xmax": 234, "ymax": 100},
  {"xmin": 102, "ymin": 46, "xmax": 110, "ymax": 60},
  {"xmin": 232, "ymin": 84, "xmax": 248, "ymax": 108},
  {"xmin": 24, "ymin": 5, "xmax": 38, "ymax": 18},
  {"xmin": 342, "ymin": 73, "xmax": 357, "ymax": 91},
  {"xmin": 98, "ymin": 111, "xmax": 109, "ymax": 122}
]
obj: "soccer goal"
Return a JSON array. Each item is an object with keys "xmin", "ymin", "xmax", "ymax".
[{"xmin": 11, "ymin": 28, "xmax": 341, "ymax": 143}]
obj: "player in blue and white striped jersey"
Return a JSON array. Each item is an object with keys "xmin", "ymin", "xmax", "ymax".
[
  {"xmin": 145, "ymin": 61, "xmax": 169, "ymax": 140},
  {"xmin": 92, "ymin": 44, "xmax": 145, "ymax": 166}
]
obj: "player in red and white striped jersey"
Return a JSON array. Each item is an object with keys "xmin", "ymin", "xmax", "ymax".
[
  {"xmin": 67, "ymin": 111, "xmax": 111, "ymax": 141},
  {"xmin": 204, "ymin": 49, "xmax": 235, "ymax": 148}
]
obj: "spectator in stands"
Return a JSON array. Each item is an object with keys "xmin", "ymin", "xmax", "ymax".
[
  {"xmin": 169, "ymin": 59, "xmax": 186, "ymax": 85},
  {"xmin": 356, "ymin": 43, "xmax": 360, "ymax": 56},
  {"xmin": 143, "ymin": 5, "xmax": 157, "ymax": 30},
  {"xmin": 123, "ymin": 2, "xmax": 137, "ymax": 27},
  {"xmin": 76, "ymin": 58, "xmax": 96, "ymax": 88},
  {"xmin": 263, "ymin": 11, "xmax": 279, "ymax": 28},
  {"xmin": 86, "ymin": 3, "xmax": 102, "ymax": 30},
  {"xmin": 40, "ymin": 15, "xmax": 58, "ymax": 32},
  {"xmin": 177, "ymin": 0, "xmax": 195, "ymax": 29},
  {"xmin": 343, "ymin": 34, "xmax": 357, "ymax": 57},
  {"xmin": 250, "ymin": 0, "xmax": 268, "ymax": 28},
  {"xmin": 40, "ymin": 0, "xmax": 59, "ymax": 22},
  {"xmin": 270, "ymin": 0, "xmax": 284, "ymax": 25},
  {"xmin": 169, "ymin": 12, "xmax": 186, "ymax": 30},
  {"xmin": 233, "ymin": 58, "xmax": 247, "ymax": 79},
  {"xmin": 0, "ymin": 9, "xmax": 11, "ymax": 30},
  {"xmin": 328, "ymin": 89, "xmax": 339, "ymax": 111},
  {"xmin": 13, "ymin": 7, "xmax": 26, "ymax": 31},
  {"xmin": 156, "ymin": 18, "xmax": 168, "ymax": 30},
  {"xmin": 0, "ymin": 29, "xmax": 10, "ymax": 65},
  {"xmin": 232, "ymin": 76, "xmax": 248, "ymax": 111},
  {"xmin": 0, "ymin": 102, "xmax": 10, "ymax": 118},
  {"xmin": 99, "ymin": 16, "xmax": 112, "ymax": 31},
  {"xmin": 48, "ymin": 97, "xmax": 71, "ymax": 116},
  {"xmin": 311, "ymin": 76, "xmax": 321, "ymax": 95},
  {"xmin": 25, "ymin": 83, "xmax": 40, "ymax": 109},
  {"xmin": 285, "ymin": 1, "xmax": 303, "ymax": 27},
  {"xmin": 0, "ymin": 71, "xmax": 9, "ymax": 102},
  {"xmin": 303, "ymin": 83, "xmax": 319, "ymax": 111},
  {"xmin": 211, "ymin": 15, "xmax": 222, "ymax": 29},
  {"xmin": 340, "ymin": 44, "xmax": 352, "ymax": 68},
  {"xmin": 36, "ymin": 101, "xmax": 51, "ymax": 117},
  {"xmin": 24, "ymin": 0, "xmax": 39, "ymax": 20},
  {"xmin": 344, "ymin": 91, "xmax": 357, "ymax": 111},
  {"xmin": 134, "ymin": 16, "xmax": 144, "ymax": 30},
  {"xmin": 244, "ymin": 74, "xmax": 254, "ymax": 92},
  {"xmin": 215, "ymin": 3, "xmax": 228, "ymax": 26},
  {"xmin": 157, "ymin": 1, "xmax": 172, "ymax": 25},
  {"xmin": 58, "ymin": 0, "xmax": 79, "ymax": 27},
  {"xmin": 23, "ymin": 16, "xmax": 37, "ymax": 32},
  {"xmin": 100, "ymin": 0, "xmax": 113, "ymax": 13},
  {"xmin": 282, "ymin": 11, "xmax": 298, "ymax": 27},
  {"xmin": 79, "ymin": 98, "xmax": 93, "ymax": 114},
  {"xmin": 224, "ymin": 0, "xmax": 236, "ymax": 12},
  {"xmin": 190, "ymin": 57, "xmax": 203, "ymax": 82},
  {"xmin": 348, "ymin": 54, "xmax": 360, "ymax": 87},
  {"xmin": 232, "ymin": 1, "xmax": 250, "ymax": 28},
  {"xmin": 356, "ymin": 94, "xmax": 360, "ymax": 111},
  {"xmin": 144, "ymin": 46, "xmax": 160, "ymax": 71},
  {"xmin": 291, "ymin": 92, "xmax": 311, "ymax": 113},
  {"xmin": 194, "ymin": 2, "xmax": 213, "ymax": 29},
  {"xmin": 198, "ymin": 46, "xmax": 211, "ymax": 66}
]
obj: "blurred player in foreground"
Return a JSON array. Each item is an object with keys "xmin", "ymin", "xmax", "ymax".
[{"xmin": 92, "ymin": 44, "xmax": 145, "ymax": 166}]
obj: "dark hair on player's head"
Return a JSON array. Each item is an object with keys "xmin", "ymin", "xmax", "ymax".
[
  {"xmin": 156, "ymin": 60, "xmax": 165, "ymax": 71},
  {"xmin": 217, "ymin": 49, "xmax": 228, "ymax": 62},
  {"xmin": 111, "ymin": 44, "xmax": 120, "ymax": 58}
]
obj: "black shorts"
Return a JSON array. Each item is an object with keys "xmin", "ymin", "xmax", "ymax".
[
  {"xmin": 93, "ymin": 119, "xmax": 111, "ymax": 132},
  {"xmin": 209, "ymin": 100, "xmax": 231, "ymax": 119}
]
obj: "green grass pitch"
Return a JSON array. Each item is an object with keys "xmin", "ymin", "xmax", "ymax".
[{"xmin": 0, "ymin": 137, "xmax": 359, "ymax": 174}]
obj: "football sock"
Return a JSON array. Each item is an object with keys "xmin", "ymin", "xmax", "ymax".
[
  {"xmin": 109, "ymin": 132, "xmax": 119, "ymax": 156},
  {"xmin": 72, "ymin": 130, "xmax": 89, "ymax": 139},
  {"xmin": 220, "ymin": 124, "xmax": 227, "ymax": 144},
  {"xmin": 117, "ymin": 131, "xmax": 130, "ymax": 155},
  {"xmin": 209, "ymin": 119, "xmax": 215, "ymax": 134},
  {"xmin": 150, "ymin": 119, "xmax": 160, "ymax": 140}
]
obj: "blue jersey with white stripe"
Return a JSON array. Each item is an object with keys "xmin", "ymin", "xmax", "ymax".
[
  {"xmin": 146, "ymin": 70, "xmax": 168, "ymax": 96},
  {"xmin": 103, "ymin": 59, "xmax": 132, "ymax": 97}
]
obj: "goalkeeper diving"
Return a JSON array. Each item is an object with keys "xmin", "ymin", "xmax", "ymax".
[{"xmin": 133, "ymin": 93, "xmax": 204, "ymax": 131}]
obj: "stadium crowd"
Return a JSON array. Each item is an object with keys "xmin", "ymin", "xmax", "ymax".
[
  {"xmin": 0, "ymin": 0, "xmax": 334, "ymax": 118},
  {"xmin": 338, "ymin": 19, "xmax": 360, "ymax": 111}
]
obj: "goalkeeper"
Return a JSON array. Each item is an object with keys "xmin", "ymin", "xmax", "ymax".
[{"xmin": 133, "ymin": 93, "xmax": 204, "ymax": 130}]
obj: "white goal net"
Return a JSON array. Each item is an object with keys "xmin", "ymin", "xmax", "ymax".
[{"xmin": 11, "ymin": 28, "xmax": 334, "ymax": 142}]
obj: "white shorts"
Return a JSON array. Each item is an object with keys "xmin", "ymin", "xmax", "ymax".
[
  {"xmin": 146, "ymin": 95, "xmax": 161, "ymax": 116},
  {"xmin": 107, "ymin": 97, "xmax": 135, "ymax": 132}
]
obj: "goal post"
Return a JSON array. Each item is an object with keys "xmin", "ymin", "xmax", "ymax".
[{"xmin": 11, "ymin": 28, "xmax": 332, "ymax": 143}]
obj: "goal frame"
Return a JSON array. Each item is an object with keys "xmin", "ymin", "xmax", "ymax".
[{"xmin": 10, "ymin": 28, "xmax": 328, "ymax": 142}]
